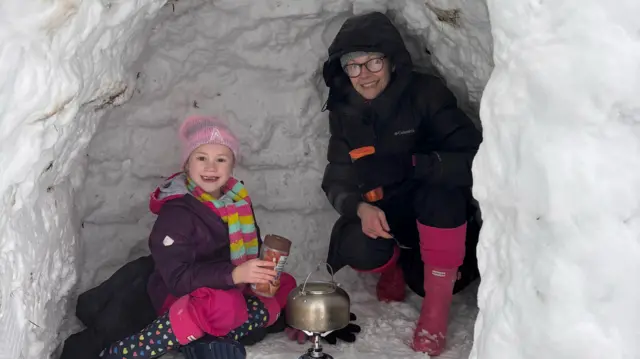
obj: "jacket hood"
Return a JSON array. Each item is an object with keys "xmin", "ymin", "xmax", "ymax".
[
  {"xmin": 149, "ymin": 172, "xmax": 189, "ymax": 214},
  {"xmin": 322, "ymin": 12, "xmax": 413, "ymax": 110}
]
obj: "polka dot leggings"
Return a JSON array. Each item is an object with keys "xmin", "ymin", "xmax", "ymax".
[{"xmin": 100, "ymin": 295, "xmax": 269, "ymax": 358}]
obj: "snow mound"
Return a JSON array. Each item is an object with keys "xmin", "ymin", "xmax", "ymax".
[
  {"xmin": 472, "ymin": 1, "xmax": 640, "ymax": 359},
  {"xmin": 0, "ymin": 1, "xmax": 166, "ymax": 358}
]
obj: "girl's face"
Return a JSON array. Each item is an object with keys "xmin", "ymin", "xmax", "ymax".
[{"xmin": 186, "ymin": 143, "xmax": 234, "ymax": 198}]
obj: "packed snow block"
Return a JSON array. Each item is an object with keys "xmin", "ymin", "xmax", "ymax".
[
  {"xmin": 60, "ymin": 256, "xmax": 157, "ymax": 359},
  {"xmin": 471, "ymin": 1, "xmax": 640, "ymax": 358}
]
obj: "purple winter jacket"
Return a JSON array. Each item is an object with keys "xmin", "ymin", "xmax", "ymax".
[{"xmin": 146, "ymin": 173, "xmax": 260, "ymax": 313}]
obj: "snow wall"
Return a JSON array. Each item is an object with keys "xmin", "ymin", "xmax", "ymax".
[{"xmin": 0, "ymin": 0, "xmax": 638, "ymax": 359}]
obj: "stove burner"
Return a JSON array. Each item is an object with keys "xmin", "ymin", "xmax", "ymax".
[{"xmin": 298, "ymin": 333, "xmax": 334, "ymax": 359}]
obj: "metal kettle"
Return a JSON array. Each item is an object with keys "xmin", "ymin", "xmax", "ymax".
[{"xmin": 285, "ymin": 263, "xmax": 351, "ymax": 334}]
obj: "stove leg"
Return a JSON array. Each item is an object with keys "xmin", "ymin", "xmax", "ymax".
[{"xmin": 298, "ymin": 334, "xmax": 334, "ymax": 359}]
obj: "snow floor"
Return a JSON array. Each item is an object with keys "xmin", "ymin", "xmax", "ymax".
[{"xmin": 162, "ymin": 274, "xmax": 479, "ymax": 359}]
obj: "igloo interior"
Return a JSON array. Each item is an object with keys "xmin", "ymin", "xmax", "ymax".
[{"xmin": 1, "ymin": 0, "xmax": 640, "ymax": 359}]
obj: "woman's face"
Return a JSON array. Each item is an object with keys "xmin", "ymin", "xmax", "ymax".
[
  {"xmin": 185, "ymin": 143, "xmax": 234, "ymax": 197},
  {"xmin": 344, "ymin": 54, "xmax": 392, "ymax": 100}
]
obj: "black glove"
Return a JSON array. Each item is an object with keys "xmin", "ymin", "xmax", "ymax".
[
  {"xmin": 351, "ymin": 153, "xmax": 413, "ymax": 193},
  {"xmin": 237, "ymin": 328, "xmax": 267, "ymax": 346},
  {"xmin": 321, "ymin": 313, "xmax": 362, "ymax": 345}
]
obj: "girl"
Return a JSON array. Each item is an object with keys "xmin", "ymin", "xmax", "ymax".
[{"xmin": 101, "ymin": 115, "xmax": 299, "ymax": 359}]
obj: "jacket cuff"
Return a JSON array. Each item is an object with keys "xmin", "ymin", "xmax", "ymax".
[
  {"xmin": 340, "ymin": 193, "xmax": 363, "ymax": 219},
  {"xmin": 413, "ymin": 152, "xmax": 442, "ymax": 182},
  {"xmin": 221, "ymin": 265, "xmax": 236, "ymax": 287},
  {"xmin": 201, "ymin": 261, "xmax": 236, "ymax": 289}
]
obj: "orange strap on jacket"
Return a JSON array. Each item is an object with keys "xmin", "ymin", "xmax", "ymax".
[
  {"xmin": 349, "ymin": 146, "xmax": 375, "ymax": 160},
  {"xmin": 363, "ymin": 187, "xmax": 383, "ymax": 202},
  {"xmin": 349, "ymin": 146, "xmax": 383, "ymax": 202}
]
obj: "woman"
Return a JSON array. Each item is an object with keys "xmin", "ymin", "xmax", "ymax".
[{"xmin": 320, "ymin": 11, "xmax": 482, "ymax": 356}]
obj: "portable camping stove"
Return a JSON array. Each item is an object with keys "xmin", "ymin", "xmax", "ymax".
[{"xmin": 298, "ymin": 333, "xmax": 333, "ymax": 359}]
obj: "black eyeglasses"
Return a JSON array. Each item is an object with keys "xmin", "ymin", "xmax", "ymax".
[{"xmin": 342, "ymin": 57, "xmax": 386, "ymax": 78}]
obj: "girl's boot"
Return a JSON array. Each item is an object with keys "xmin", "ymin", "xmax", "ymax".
[{"xmin": 374, "ymin": 246, "xmax": 406, "ymax": 302}]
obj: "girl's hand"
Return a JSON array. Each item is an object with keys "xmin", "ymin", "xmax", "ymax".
[
  {"xmin": 357, "ymin": 202, "xmax": 392, "ymax": 239},
  {"xmin": 232, "ymin": 259, "xmax": 277, "ymax": 284}
]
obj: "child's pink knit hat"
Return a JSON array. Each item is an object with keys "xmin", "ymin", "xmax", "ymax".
[{"xmin": 178, "ymin": 115, "xmax": 240, "ymax": 164}]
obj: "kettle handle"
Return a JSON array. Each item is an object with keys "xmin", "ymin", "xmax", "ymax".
[{"xmin": 301, "ymin": 262, "xmax": 336, "ymax": 293}]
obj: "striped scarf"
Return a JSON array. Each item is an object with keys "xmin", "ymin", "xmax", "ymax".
[{"xmin": 185, "ymin": 175, "xmax": 259, "ymax": 266}]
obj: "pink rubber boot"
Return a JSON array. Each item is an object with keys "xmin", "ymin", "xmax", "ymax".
[
  {"xmin": 411, "ymin": 222, "xmax": 466, "ymax": 356},
  {"xmin": 168, "ymin": 296, "xmax": 206, "ymax": 345},
  {"xmin": 354, "ymin": 246, "xmax": 406, "ymax": 302},
  {"xmin": 375, "ymin": 246, "xmax": 406, "ymax": 302}
]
